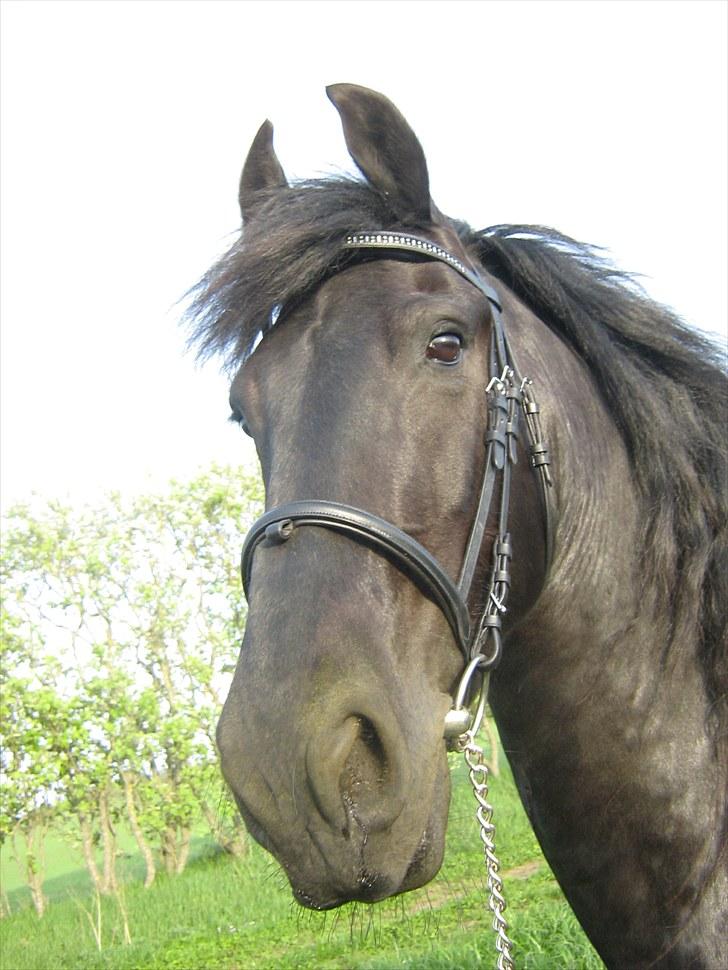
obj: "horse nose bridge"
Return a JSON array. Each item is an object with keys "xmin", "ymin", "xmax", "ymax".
[
  {"xmin": 247, "ymin": 526, "xmax": 422, "ymax": 648},
  {"xmin": 304, "ymin": 698, "xmax": 411, "ymax": 836}
]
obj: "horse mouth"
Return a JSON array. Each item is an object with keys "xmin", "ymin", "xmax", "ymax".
[
  {"xmin": 291, "ymin": 871, "xmax": 395, "ymax": 910},
  {"xmin": 292, "ymin": 887, "xmax": 342, "ymax": 911},
  {"xmin": 218, "ymin": 660, "xmax": 454, "ymax": 911},
  {"xmin": 229, "ymin": 771, "xmax": 445, "ymax": 912},
  {"xmin": 289, "ymin": 862, "xmax": 434, "ymax": 912},
  {"xmin": 220, "ymin": 701, "xmax": 453, "ymax": 911},
  {"xmin": 281, "ymin": 817, "xmax": 443, "ymax": 911}
]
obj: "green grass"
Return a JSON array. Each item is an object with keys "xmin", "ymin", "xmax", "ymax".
[{"xmin": 1, "ymin": 749, "xmax": 604, "ymax": 969}]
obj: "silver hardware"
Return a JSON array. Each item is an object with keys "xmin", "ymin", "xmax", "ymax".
[
  {"xmin": 445, "ymin": 656, "xmax": 514, "ymax": 966},
  {"xmin": 462, "ymin": 730, "xmax": 515, "ymax": 970},
  {"xmin": 443, "ymin": 654, "xmax": 488, "ymax": 743},
  {"xmin": 342, "ymin": 231, "xmax": 505, "ymax": 312},
  {"xmin": 486, "ymin": 367, "xmax": 513, "ymax": 397},
  {"xmin": 485, "ymin": 375, "xmax": 505, "ymax": 395},
  {"xmin": 344, "ymin": 231, "xmax": 471, "ymax": 277},
  {"xmin": 443, "ymin": 707, "xmax": 472, "ymax": 736},
  {"xmin": 264, "ymin": 520, "xmax": 294, "ymax": 544}
]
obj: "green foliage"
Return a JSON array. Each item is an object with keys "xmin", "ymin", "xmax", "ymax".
[
  {"xmin": 1, "ymin": 465, "xmax": 262, "ymax": 902},
  {"xmin": 0, "ymin": 672, "xmax": 64, "ymax": 844}
]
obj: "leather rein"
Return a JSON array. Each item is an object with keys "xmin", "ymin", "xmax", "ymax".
[{"xmin": 240, "ymin": 232, "xmax": 554, "ymax": 740}]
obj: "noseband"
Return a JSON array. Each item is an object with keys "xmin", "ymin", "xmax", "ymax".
[{"xmin": 241, "ymin": 232, "xmax": 553, "ymax": 739}]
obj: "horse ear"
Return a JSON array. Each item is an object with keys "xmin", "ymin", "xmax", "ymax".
[
  {"xmin": 239, "ymin": 120, "xmax": 288, "ymax": 221},
  {"xmin": 326, "ymin": 83, "xmax": 432, "ymax": 224}
]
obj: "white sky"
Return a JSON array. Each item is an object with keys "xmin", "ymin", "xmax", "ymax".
[{"xmin": 1, "ymin": 0, "xmax": 726, "ymax": 507}]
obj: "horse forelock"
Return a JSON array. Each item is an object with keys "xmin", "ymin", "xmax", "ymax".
[{"xmin": 185, "ymin": 177, "xmax": 405, "ymax": 371}]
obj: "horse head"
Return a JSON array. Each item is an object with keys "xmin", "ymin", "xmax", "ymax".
[
  {"xmin": 192, "ymin": 84, "xmax": 727, "ymax": 968},
  {"xmin": 216, "ymin": 84, "xmax": 548, "ymax": 908}
]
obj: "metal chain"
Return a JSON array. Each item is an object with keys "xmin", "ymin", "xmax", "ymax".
[{"xmin": 461, "ymin": 729, "xmax": 515, "ymax": 970}]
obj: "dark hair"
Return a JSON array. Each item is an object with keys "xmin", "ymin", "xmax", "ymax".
[
  {"xmin": 471, "ymin": 224, "xmax": 727, "ymax": 723},
  {"xmin": 186, "ymin": 176, "xmax": 727, "ymax": 720},
  {"xmin": 186, "ymin": 178, "xmax": 399, "ymax": 368}
]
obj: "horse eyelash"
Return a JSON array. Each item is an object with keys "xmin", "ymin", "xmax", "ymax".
[{"xmin": 229, "ymin": 411, "xmax": 253, "ymax": 437}]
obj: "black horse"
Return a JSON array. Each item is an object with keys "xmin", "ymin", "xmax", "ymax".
[{"xmin": 189, "ymin": 85, "xmax": 727, "ymax": 968}]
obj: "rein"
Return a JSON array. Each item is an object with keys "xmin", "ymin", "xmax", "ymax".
[{"xmin": 239, "ymin": 232, "xmax": 554, "ymax": 970}]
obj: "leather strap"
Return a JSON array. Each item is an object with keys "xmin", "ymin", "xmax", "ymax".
[{"xmin": 241, "ymin": 500, "xmax": 472, "ymax": 657}]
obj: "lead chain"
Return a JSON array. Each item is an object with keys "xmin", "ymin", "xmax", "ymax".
[{"xmin": 462, "ymin": 730, "xmax": 515, "ymax": 970}]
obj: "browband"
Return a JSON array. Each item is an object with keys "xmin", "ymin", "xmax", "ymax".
[{"xmin": 343, "ymin": 232, "xmax": 503, "ymax": 311}]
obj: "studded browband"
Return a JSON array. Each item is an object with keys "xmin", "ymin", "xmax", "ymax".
[{"xmin": 343, "ymin": 232, "xmax": 503, "ymax": 312}]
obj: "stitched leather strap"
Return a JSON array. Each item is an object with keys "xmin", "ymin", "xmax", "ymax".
[{"xmin": 241, "ymin": 500, "xmax": 472, "ymax": 658}]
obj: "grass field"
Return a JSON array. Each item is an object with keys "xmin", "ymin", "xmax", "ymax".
[{"xmin": 1, "ymin": 748, "xmax": 604, "ymax": 969}]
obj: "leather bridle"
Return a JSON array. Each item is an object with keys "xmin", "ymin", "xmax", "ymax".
[{"xmin": 240, "ymin": 232, "xmax": 554, "ymax": 738}]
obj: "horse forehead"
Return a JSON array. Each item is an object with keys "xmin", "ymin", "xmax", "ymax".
[
  {"xmin": 312, "ymin": 257, "xmax": 485, "ymax": 330},
  {"xmin": 236, "ymin": 242, "xmax": 486, "ymax": 415}
]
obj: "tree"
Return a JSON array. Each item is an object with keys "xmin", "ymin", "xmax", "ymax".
[
  {"xmin": 1, "ymin": 464, "xmax": 263, "ymax": 908},
  {"xmin": 0, "ymin": 666, "xmax": 63, "ymax": 916}
]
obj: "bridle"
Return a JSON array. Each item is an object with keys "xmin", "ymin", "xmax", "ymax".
[
  {"xmin": 239, "ymin": 231, "xmax": 553, "ymax": 969},
  {"xmin": 240, "ymin": 231, "xmax": 554, "ymax": 739}
]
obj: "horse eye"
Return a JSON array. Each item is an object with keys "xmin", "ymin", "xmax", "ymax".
[{"xmin": 426, "ymin": 333, "xmax": 462, "ymax": 365}]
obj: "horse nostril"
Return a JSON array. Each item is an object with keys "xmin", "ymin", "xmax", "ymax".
[
  {"xmin": 341, "ymin": 716, "xmax": 388, "ymax": 800},
  {"xmin": 305, "ymin": 708, "xmax": 408, "ymax": 836}
]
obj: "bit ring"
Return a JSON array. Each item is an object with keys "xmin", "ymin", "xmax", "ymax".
[{"xmin": 444, "ymin": 654, "xmax": 489, "ymax": 742}]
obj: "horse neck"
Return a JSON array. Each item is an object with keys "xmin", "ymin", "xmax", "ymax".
[{"xmin": 488, "ymin": 295, "xmax": 727, "ymax": 967}]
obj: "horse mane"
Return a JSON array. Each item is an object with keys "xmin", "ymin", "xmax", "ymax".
[
  {"xmin": 470, "ymin": 225, "xmax": 727, "ymax": 728},
  {"xmin": 186, "ymin": 176, "xmax": 727, "ymax": 726}
]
